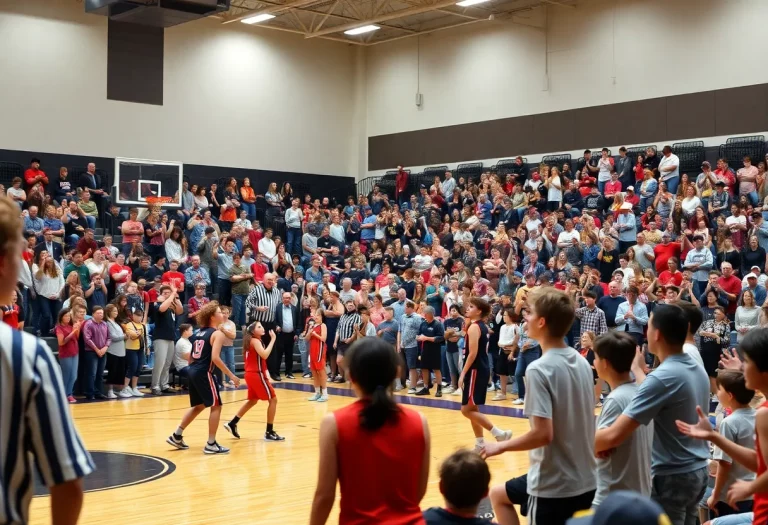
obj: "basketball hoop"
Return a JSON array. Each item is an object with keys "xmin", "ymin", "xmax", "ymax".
[{"xmin": 145, "ymin": 195, "xmax": 174, "ymax": 212}]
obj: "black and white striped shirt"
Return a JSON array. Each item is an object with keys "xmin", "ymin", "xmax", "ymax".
[
  {"xmin": 246, "ymin": 284, "xmax": 281, "ymax": 324},
  {"xmin": 337, "ymin": 312, "xmax": 361, "ymax": 343},
  {"xmin": 0, "ymin": 323, "xmax": 94, "ymax": 524}
]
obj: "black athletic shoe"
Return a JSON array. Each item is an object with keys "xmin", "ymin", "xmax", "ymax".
[
  {"xmin": 223, "ymin": 422, "xmax": 240, "ymax": 439},
  {"xmin": 167, "ymin": 434, "xmax": 189, "ymax": 450},
  {"xmin": 94, "ymin": 392, "xmax": 108, "ymax": 400},
  {"xmin": 265, "ymin": 431, "xmax": 285, "ymax": 441},
  {"xmin": 414, "ymin": 388, "xmax": 430, "ymax": 396},
  {"xmin": 203, "ymin": 442, "xmax": 230, "ymax": 455},
  {"xmin": 271, "ymin": 375, "xmax": 282, "ymax": 382},
  {"xmin": 285, "ymin": 373, "xmax": 295, "ymax": 379},
  {"xmin": 435, "ymin": 388, "xmax": 443, "ymax": 398}
]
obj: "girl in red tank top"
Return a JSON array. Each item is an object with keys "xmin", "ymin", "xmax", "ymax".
[
  {"xmin": 223, "ymin": 322, "xmax": 285, "ymax": 442},
  {"xmin": 309, "ymin": 338, "xmax": 430, "ymax": 525},
  {"xmin": 677, "ymin": 331, "xmax": 768, "ymax": 523}
]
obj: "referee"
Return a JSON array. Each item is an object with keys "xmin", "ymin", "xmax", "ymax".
[
  {"xmin": 245, "ymin": 273, "xmax": 281, "ymax": 380},
  {"xmin": 0, "ymin": 196, "xmax": 94, "ymax": 525}
]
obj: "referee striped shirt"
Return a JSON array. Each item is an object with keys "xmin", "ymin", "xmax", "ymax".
[
  {"xmin": 246, "ymin": 284, "xmax": 281, "ymax": 324},
  {"xmin": 0, "ymin": 323, "xmax": 94, "ymax": 524},
  {"xmin": 337, "ymin": 312, "xmax": 361, "ymax": 343}
]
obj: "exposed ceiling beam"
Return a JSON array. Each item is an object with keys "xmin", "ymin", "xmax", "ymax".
[
  {"xmin": 369, "ymin": 18, "xmax": 484, "ymax": 44},
  {"xmin": 540, "ymin": 0, "xmax": 575, "ymax": 7},
  {"xmin": 306, "ymin": 0, "xmax": 471, "ymax": 38},
  {"xmin": 236, "ymin": 18, "xmax": 358, "ymax": 43},
  {"xmin": 313, "ymin": 0, "xmax": 339, "ymax": 32},
  {"xmin": 221, "ymin": 0, "xmax": 328, "ymax": 24}
]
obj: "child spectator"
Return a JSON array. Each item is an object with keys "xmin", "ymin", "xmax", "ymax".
[
  {"xmin": 423, "ymin": 449, "xmax": 494, "ymax": 525},
  {"xmin": 173, "ymin": 324, "xmax": 193, "ymax": 383},
  {"xmin": 592, "ymin": 331, "xmax": 653, "ymax": 507}
]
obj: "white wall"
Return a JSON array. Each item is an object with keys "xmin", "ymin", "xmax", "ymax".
[
  {"xmin": 0, "ymin": 0, "xmax": 358, "ymax": 177},
  {"xmin": 365, "ymin": 0, "xmax": 768, "ymax": 172}
]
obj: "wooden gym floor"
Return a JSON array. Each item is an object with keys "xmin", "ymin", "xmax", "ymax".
[{"xmin": 29, "ymin": 381, "xmax": 533, "ymax": 525}]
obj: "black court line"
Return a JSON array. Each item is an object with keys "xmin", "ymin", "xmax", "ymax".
[{"xmin": 272, "ymin": 382, "xmax": 527, "ymax": 418}]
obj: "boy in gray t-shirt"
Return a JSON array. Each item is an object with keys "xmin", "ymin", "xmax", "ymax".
[
  {"xmin": 592, "ymin": 331, "xmax": 653, "ymax": 507},
  {"xmin": 709, "ymin": 370, "xmax": 756, "ymax": 517},
  {"xmin": 595, "ymin": 303, "xmax": 710, "ymax": 525},
  {"xmin": 483, "ymin": 288, "xmax": 596, "ymax": 525}
]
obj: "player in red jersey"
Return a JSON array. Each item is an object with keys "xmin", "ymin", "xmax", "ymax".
[
  {"xmin": 223, "ymin": 322, "xmax": 285, "ymax": 442},
  {"xmin": 307, "ymin": 309, "xmax": 329, "ymax": 402}
]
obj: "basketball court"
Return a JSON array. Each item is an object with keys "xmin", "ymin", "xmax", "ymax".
[{"xmin": 28, "ymin": 383, "xmax": 531, "ymax": 525}]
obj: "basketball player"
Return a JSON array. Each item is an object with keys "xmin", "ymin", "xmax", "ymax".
[
  {"xmin": 223, "ymin": 322, "xmax": 285, "ymax": 441},
  {"xmin": 458, "ymin": 297, "xmax": 512, "ymax": 450},
  {"xmin": 307, "ymin": 310, "xmax": 329, "ymax": 402},
  {"xmin": 166, "ymin": 301, "xmax": 240, "ymax": 454}
]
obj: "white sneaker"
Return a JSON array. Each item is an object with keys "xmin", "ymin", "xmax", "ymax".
[
  {"xmin": 118, "ymin": 389, "xmax": 133, "ymax": 398},
  {"xmin": 492, "ymin": 392, "xmax": 506, "ymax": 401},
  {"xmin": 449, "ymin": 388, "xmax": 462, "ymax": 396},
  {"xmin": 131, "ymin": 387, "xmax": 145, "ymax": 397},
  {"xmin": 106, "ymin": 390, "xmax": 118, "ymax": 399},
  {"xmin": 487, "ymin": 384, "xmax": 496, "ymax": 392},
  {"xmin": 442, "ymin": 386, "xmax": 455, "ymax": 394},
  {"xmin": 512, "ymin": 398, "xmax": 524, "ymax": 405},
  {"xmin": 394, "ymin": 384, "xmax": 404, "ymax": 392},
  {"xmin": 307, "ymin": 392, "xmax": 321, "ymax": 401},
  {"xmin": 407, "ymin": 388, "xmax": 418, "ymax": 394},
  {"xmin": 495, "ymin": 430, "xmax": 513, "ymax": 442},
  {"xmin": 317, "ymin": 394, "xmax": 329, "ymax": 402}
]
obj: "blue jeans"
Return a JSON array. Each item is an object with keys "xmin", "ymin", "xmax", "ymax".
[
  {"xmin": 221, "ymin": 346, "xmax": 235, "ymax": 378},
  {"xmin": 664, "ymin": 175, "xmax": 680, "ymax": 195},
  {"xmin": 231, "ymin": 294, "xmax": 247, "ymax": 328},
  {"xmin": 125, "ymin": 350, "xmax": 144, "ymax": 379},
  {"xmin": 241, "ymin": 202, "xmax": 257, "ymax": 222},
  {"xmin": 83, "ymin": 351, "xmax": 106, "ymax": 397},
  {"xmin": 639, "ymin": 196, "xmax": 655, "ymax": 212},
  {"xmin": 446, "ymin": 351, "xmax": 460, "ymax": 382},
  {"xmin": 84, "ymin": 215, "xmax": 96, "ymax": 229},
  {"xmin": 746, "ymin": 191, "xmax": 759, "ymax": 206},
  {"xmin": 286, "ymin": 227, "xmax": 302, "ymax": 256},
  {"xmin": 514, "ymin": 346, "xmax": 541, "ymax": 400},
  {"xmin": 298, "ymin": 337, "xmax": 310, "ymax": 374},
  {"xmin": 59, "ymin": 355, "xmax": 78, "ymax": 397},
  {"xmin": 598, "ymin": 181, "xmax": 606, "ymax": 194},
  {"xmin": 35, "ymin": 296, "xmax": 58, "ymax": 335}
]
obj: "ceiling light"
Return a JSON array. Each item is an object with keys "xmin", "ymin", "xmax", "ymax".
[
  {"xmin": 241, "ymin": 13, "xmax": 276, "ymax": 24},
  {"xmin": 344, "ymin": 25, "xmax": 380, "ymax": 35},
  {"xmin": 456, "ymin": 0, "xmax": 490, "ymax": 6}
]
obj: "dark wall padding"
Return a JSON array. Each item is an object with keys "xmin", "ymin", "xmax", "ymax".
[
  {"xmin": 368, "ymin": 83, "xmax": 768, "ymax": 170},
  {"xmin": 107, "ymin": 20, "xmax": 164, "ymax": 105},
  {"xmin": 0, "ymin": 149, "xmax": 354, "ymax": 200}
]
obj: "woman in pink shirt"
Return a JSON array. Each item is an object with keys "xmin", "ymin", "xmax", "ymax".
[{"xmin": 738, "ymin": 155, "xmax": 759, "ymax": 206}]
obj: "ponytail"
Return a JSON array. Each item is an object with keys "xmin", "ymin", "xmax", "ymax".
[
  {"xmin": 242, "ymin": 322, "xmax": 257, "ymax": 356},
  {"xmin": 345, "ymin": 338, "xmax": 400, "ymax": 432},
  {"xmin": 360, "ymin": 384, "xmax": 399, "ymax": 432}
]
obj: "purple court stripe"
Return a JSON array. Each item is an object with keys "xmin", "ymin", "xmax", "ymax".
[{"xmin": 272, "ymin": 381, "xmax": 527, "ymax": 419}]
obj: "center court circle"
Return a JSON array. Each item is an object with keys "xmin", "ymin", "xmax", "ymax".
[{"xmin": 34, "ymin": 451, "xmax": 175, "ymax": 496}]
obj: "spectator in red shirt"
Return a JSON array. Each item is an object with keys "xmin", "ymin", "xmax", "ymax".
[
  {"xmin": 604, "ymin": 172, "xmax": 622, "ymax": 200},
  {"xmin": 714, "ymin": 158, "xmax": 737, "ymax": 196},
  {"xmin": 109, "ymin": 253, "xmax": 132, "ymax": 293},
  {"xmin": 653, "ymin": 232, "xmax": 682, "ymax": 274},
  {"xmin": 657, "ymin": 257, "xmax": 683, "ymax": 287},
  {"xmin": 24, "ymin": 157, "xmax": 48, "ymax": 192},
  {"xmin": 1, "ymin": 290, "xmax": 23, "ymax": 329},
  {"xmin": 162, "ymin": 260, "xmax": 185, "ymax": 291},
  {"xmin": 717, "ymin": 261, "xmax": 743, "ymax": 317},
  {"xmin": 624, "ymin": 186, "xmax": 640, "ymax": 208},
  {"xmin": 395, "ymin": 165, "xmax": 409, "ymax": 204},
  {"xmin": 187, "ymin": 283, "xmax": 210, "ymax": 326},
  {"xmin": 76, "ymin": 229, "xmax": 99, "ymax": 258},
  {"xmin": 250, "ymin": 252, "xmax": 269, "ymax": 283}
]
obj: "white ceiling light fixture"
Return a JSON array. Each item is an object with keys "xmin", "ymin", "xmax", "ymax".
[
  {"xmin": 456, "ymin": 0, "xmax": 490, "ymax": 6},
  {"xmin": 344, "ymin": 25, "xmax": 380, "ymax": 35},
  {"xmin": 241, "ymin": 13, "xmax": 276, "ymax": 24}
]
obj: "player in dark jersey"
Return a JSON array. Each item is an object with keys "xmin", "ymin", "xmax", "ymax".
[
  {"xmin": 166, "ymin": 301, "xmax": 240, "ymax": 455},
  {"xmin": 458, "ymin": 297, "xmax": 512, "ymax": 451},
  {"xmin": 223, "ymin": 321, "xmax": 285, "ymax": 442}
]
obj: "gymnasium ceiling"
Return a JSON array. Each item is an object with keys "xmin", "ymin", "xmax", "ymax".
[{"xmin": 219, "ymin": 0, "xmax": 578, "ymax": 45}]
